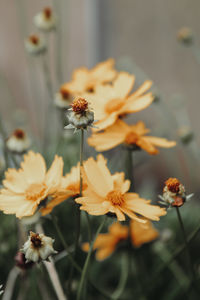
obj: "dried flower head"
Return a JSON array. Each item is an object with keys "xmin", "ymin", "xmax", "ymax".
[
  {"xmin": 22, "ymin": 231, "xmax": 57, "ymax": 263},
  {"xmin": 6, "ymin": 128, "xmax": 31, "ymax": 154},
  {"xmin": 159, "ymin": 177, "xmax": 193, "ymax": 208},
  {"xmin": 65, "ymin": 98, "xmax": 94, "ymax": 131},
  {"xmin": 177, "ymin": 27, "xmax": 193, "ymax": 45},
  {"xmin": 34, "ymin": 7, "xmax": 57, "ymax": 32},
  {"xmin": 54, "ymin": 87, "xmax": 74, "ymax": 109},
  {"xmin": 25, "ymin": 34, "xmax": 46, "ymax": 55},
  {"xmin": 15, "ymin": 252, "xmax": 34, "ymax": 270}
]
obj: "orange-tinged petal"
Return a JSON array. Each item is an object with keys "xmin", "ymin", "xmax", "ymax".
[
  {"xmin": 83, "ymin": 156, "xmax": 113, "ymax": 197},
  {"xmin": 79, "ymin": 202, "xmax": 109, "ymax": 215},
  {"xmin": 45, "ymin": 155, "xmax": 64, "ymax": 191},
  {"xmin": 120, "ymin": 207, "xmax": 147, "ymax": 223},
  {"xmin": 96, "ymin": 246, "xmax": 115, "ymax": 261},
  {"xmin": 20, "ymin": 151, "xmax": 46, "ymax": 184},
  {"xmin": 94, "ymin": 112, "xmax": 118, "ymax": 131},
  {"xmin": 131, "ymin": 80, "xmax": 152, "ymax": 98},
  {"xmin": 91, "ymin": 58, "xmax": 116, "ymax": 82},
  {"xmin": 143, "ymin": 137, "xmax": 176, "ymax": 148},
  {"xmin": 136, "ymin": 137, "xmax": 159, "ymax": 155},
  {"xmin": 88, "ymin": 120, "xmax": 127, "ymax": 151},
  {"xmin": 121, "ymin": 92, "xmax": 154, "ymax": 114},
  {"xmin": 124, "ymin": 194, "xmax": 166, "ymax": 221},
  {"xmin": 113, "ymin": 72, "xmax": 135, "ymax": 99},
  {"xmin": 112, "ymin": 172, "xmax": 130, "ymax": 194},
  {"xmin": 130, "ymin": 220, "xmax": 159, "ymax": 247},
  {"xmin": 3, "ymin": 169, "xmax": 28, "ymax": 193}
]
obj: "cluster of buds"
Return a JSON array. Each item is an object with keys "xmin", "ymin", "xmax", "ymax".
[
  {"xmin": 65, "ymin": 97, "xmax": 94, "ymax": 131},
  {"xmin": 159, "ymin": 177, "xmax": 193, "ymax": 208},
  {"xmin": 21, "ymin": 231, "xmax": 57, "ymax": 263},
  {"xmin": 54, "ymin": 87, "xmax": 74, "ymax": 109},
  {"xmin": 177, "ymin": 27, "xmax": 193, "ymax": 46},
  {"xmin": 25, "ymin": 34, "xmax": 46, "ymax": 55},
  {"xmin": 34, "ymin": 7, "xmax": 57, "ymax": 32},
  {"xmin": 6, "ymin": 129, "xmax": 31, "ymax": 154}
]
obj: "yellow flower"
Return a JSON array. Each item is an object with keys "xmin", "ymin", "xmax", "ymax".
[
  {"xmin": 61, "ymin": 59, "xmax": 117, "ymax": 95},
  {"xmin": 130, "ymin": 220, "xmax": 158, "ymax": 247},
  {"xmin": 75, "ymin": 155, "xmax": 166, "ymax": 222},
  {"xmin": 41, "ymin": 163, "xmax": 87, "ymax": 216},
  {"xmin": 82, "ymin": 221, "xmax": 158, "ymax": 260},
  {"xmin": 82, "ymin": 72, "xmax": 154, "ymax": 131},
  {"xmin": 88, "ymin": 119, "xmax": 176, "ymax": 154},
  {"xmin": 0, "ymin": 151, "xmax": 63, "ymax": 218}
]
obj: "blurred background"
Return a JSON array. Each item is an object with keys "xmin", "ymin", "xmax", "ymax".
[{"xmin": 0, "ymin": 1, "xmax": 200, "ymax": 298}]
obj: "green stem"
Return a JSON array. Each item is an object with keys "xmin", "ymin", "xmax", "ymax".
[
  {"xmin": 51, "ymin": 214, "xmax": 111, "ymax": 299},
  {"xmin": 111, "ymin": 253, "xmax": 129, "ymax": 300},
  {"xmin": 175, "ymin": 207, "xmax": 194, "ymax": 279},
  {"xmin": 125, "ymin": 148, "xmax": 134, "ymax": 192},
  {"xmin": 77, "ymin": 216, "xmax": 106, "ymax": 300}
]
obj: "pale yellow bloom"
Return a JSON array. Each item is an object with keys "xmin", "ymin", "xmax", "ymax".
[{"xmin": 0, "ymin": 151, "xmax": 63, "ymax": 218}]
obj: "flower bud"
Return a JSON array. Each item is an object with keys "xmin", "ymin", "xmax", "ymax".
[
  {"xmin": 34, "ymin": 7, "xmax": 57, "ymax": 32},
  {"xmin": 65, "ymin": 98, "xmax": 94, "ymax": 131},
  {"xmin": 54, "ymin": 87, "xmax": 74, "ymax": 109},
  {"xmin": 159, "ymin": 177, "xmax": 193, "ymax": 208},
  {"xmin": 177, "ymin": 27, "xmax": 193, "ymax": 46},
  {"xmin": 25, "ymin": 35, "xmax": 47, "ymax": 55},
  {"xmin": 21, "ymin": 231, "xmax": 57, "ymax": 263},
  {"xmin": 6, "ymin": 129, "xmax": 31, "ymax": 154}
]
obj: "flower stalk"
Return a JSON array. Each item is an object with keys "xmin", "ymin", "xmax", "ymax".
[{"xmin": 77, "ymin": 216, "xmax": 106, "ymax": 300}]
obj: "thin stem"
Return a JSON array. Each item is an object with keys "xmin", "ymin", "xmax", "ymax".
[
  {"xmin": 111, "ymin": 254, "xmax": 129, "ymax": 300},
  {"xmin": 175, "ymin": 207, "xmax": 194, "ymax": 279},
  {"xmin": 125, "ymin": 148, "xmax": 134, "ymax": 191},
  {"xmin": 35, "ymin": 223, "xmax": 67, "ymax": 300},
  {"xmin": 2, "ymin": 267, "xmax": 21, "ymax": 300},
  {"xmin": 77, "ymin": 216, "xmax": 106, "ymax": 300},
  {"xmin": 51, "ymin": 214, "xmax": 112, "ymax": 299},
  {"xmin": 80, "ymin": 129, "xmax": 84, "ymax": 193}
]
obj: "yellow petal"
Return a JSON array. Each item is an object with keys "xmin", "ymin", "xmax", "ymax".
[
  {"xmin": 121, "ymin": 92, "xmax": 154, "ymax": 114},
  {"xmin": 45, "ymin": 155, "xmax": 64, "ymax": 191},
  {"xmin": 131, "ymin": 80, "xmax": 152, "ymax": 98},
  {"xmin": 21, "ymin": 151, "xmax": 46, "ymax": 184},
  {"xmin": 113, "ymin": 72, "xmax": 135, "ymax": 99}
]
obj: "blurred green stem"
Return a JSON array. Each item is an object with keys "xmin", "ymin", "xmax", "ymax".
[
  {"xmin": 51, "ymin": 214, "xmax": 111, "ymax": 299},
  {"xmin": 111, "ymin": 253, "xmax": 129, "ymax": 300},
  {"xmin": 175, "ymin": 207, "xmax": 195, "ymax": 280},
  {"xmin": 77, "ymin": 216, "xmax": 106, "ymax": 300},
  {"xmin": 125, "ymin": 148, "xmax": 135, "ymax": 191}
]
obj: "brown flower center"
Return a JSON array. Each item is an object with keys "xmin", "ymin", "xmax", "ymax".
[
  {"xmin": 26, "ymin": 183, "xmax": 47, "ymax": 201},
  {"xmin": 106, "ymin": 191, "xmax": 125, "ymax": 206},
  {"xmin": 71, "ymin": 98, "xmax": 88, "ymax": 114},
  {"xmin": 29, "ymin": 35, "xmax": 39, "ymax": 45},
  {"xmin": 30, "ymin": 232, "xmax": 42, "ymax": 248},
  {"xmin": 43, "ymin": 7, "xmax": 52, "ymax": 19},
  {"xmin": 60, "ymin": 88, "xmax": 71, "ymax": 100},
  {"xmin": 105, "ymin": 99, "xmax": 124, "ymax": 114},
  {"xmin": 165, "ymin": 178, "xmax": 180, "ymax": 193},
  {"xmin": 13, "ymin": 129, "xmax": 25, "ymax": 139},
  {"xmin": 125, "ymin": 131, "xmax": 139, "ymax": 145}
]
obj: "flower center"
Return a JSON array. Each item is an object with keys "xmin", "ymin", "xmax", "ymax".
[
  {"xmin": 43, "ymin": 7, "xmax": 52, "ymax": 19},
  {"xmin": 71, "ymin": 98, "xmax": 88, "ymax": 114},
  {"xmin": 26, "ymin": 183, "xmax": 47, "ymax": 201},
  {"xmin": 29, "ymin": 35, "xmax": 39, "ymax": 45},
  {"xmin": 124, "ymin": 131, "xmax": 139, "ymax": 145},
  {"xmin": 13, "ymin": 129, "xmax": 25, "ymax": 139},
  {"xmin": 105, "ymin": 99, "xmax": 124, "ymax": 114},
  {"xmin": 60, "ymin": 88, "xmax": 71, "ymax": 101},
  {"xmin": 30, "ymin": 232, "xmax": 42, "ymax": 248},
  {"xmin": 106, "ymin": 191, "xmax": 125, "ymax": 206},
  {"xmin": 165, "ymin": 178, "xmax": 180, "ymax": 193}
]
